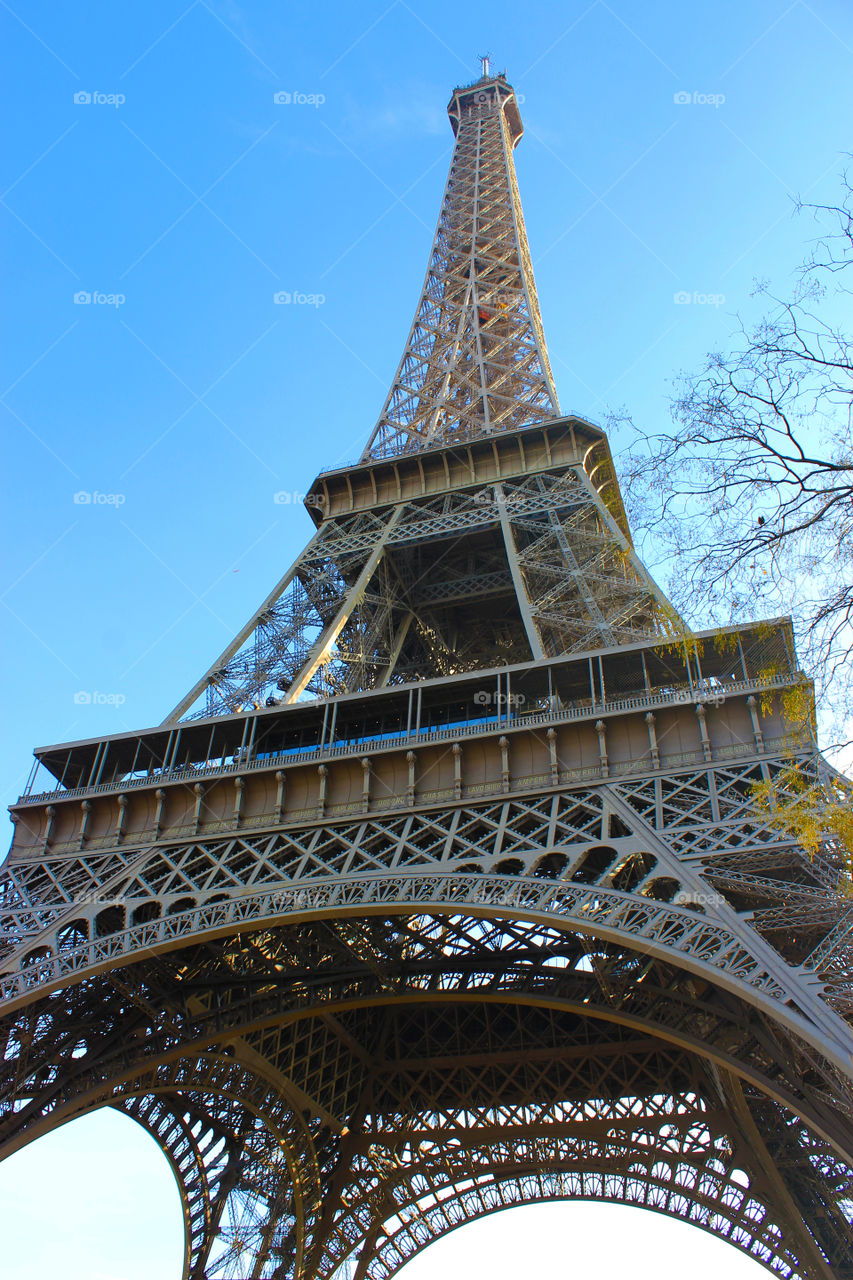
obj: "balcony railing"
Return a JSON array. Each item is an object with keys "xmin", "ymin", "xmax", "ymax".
[{"xmin": 17, "ymin": 673, "xmax": 798, "ymax": 808}]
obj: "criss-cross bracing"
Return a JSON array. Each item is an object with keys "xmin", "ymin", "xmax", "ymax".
[
  {"xmin": 167, "ymin": 422, "xmax": 679, "ymax": 721},
  {"xmin": 362, "ymin": 75, "xmax": 558, "ymax": 459},
  {"xmin": 1, "ymin": 70, "xmax": 852, "ymax": 1280},
  {"xmin": 166, "ymin": 73, "xmax": 677, "ymax": 726}
]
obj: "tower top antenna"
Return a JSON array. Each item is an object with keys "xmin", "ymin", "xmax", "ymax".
[{"xmin": 479, "ymin": 53, "xmax": 490, "ymax": 78}]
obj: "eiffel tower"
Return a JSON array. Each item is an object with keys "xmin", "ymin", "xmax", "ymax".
[{"xmin": 2, "ymin": 66, "xmax": 853, "ymax": 1280}]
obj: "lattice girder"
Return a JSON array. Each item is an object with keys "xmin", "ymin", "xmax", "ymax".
[
  {"xmin": 363, "ymin": 75, "xmax": 558, "ymax": 460},
  {"xmin": 162, "ymin": 69, "xmax": 680, "ymax": 721},
  {"xmin": 122, "ymin": 1092, "xmax": 244, "ymax": 1277},
  {"xmin": 5, "ymin": 711, "xmax": 852, "ymax": 1276},
  {"xmin": 1, "ymin": 923, "xmax": 852, "ymax": 1279},
  {"xmin": 4, "ymin": 65, "xmax": 853, "ymax": 1280},
  {"xmin": 4, "ymin": 744, "xmax": 851, "ymax": 1030},
  {"xmin": 167, "ymin": 433, "xmax": 677, "ymax": 719}
]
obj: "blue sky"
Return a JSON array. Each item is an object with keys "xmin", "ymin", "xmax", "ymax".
[{"xmin": 2, "ymin": 0, "xmax": 852, "ymax": 1274}]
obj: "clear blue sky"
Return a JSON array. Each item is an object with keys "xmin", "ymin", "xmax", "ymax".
[{"xmin": 2, "ymin": 0, "xmax": 851, "ymax": 1274}]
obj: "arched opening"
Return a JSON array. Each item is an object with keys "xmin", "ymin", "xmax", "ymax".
[
  {"xmin": 0, "ymin": 1134, "xmax": 776, "ymax": 1279},
  {"xmin": 95, "ymin": 904, "xmax": 125, "ymax": 937},
  {"xmin": 132, "ymin": 901, "xmax": 161, "ymax": 925},
  {"xmin": 494, "ymin": 857, "xmax": 524, "ymax": 876},
  {"xmin": 610, "ymin": 850, "xmax": 656, "ymax": 891},
  {"xmin": 0, "ymin": 1108, "xmax": 184, "ymax": 1279},
  {"xmin": 395, "ymin": 1201, "xmax": 771, "ymax": 1279},
  {"xmin": 642, "ymin": 876, "xmax": 681, "ymax": 903},
  {"xmin": 532, "ymin": 851, "xmax": 568, "ymax": 879},
  {"xmin": 570, "ymin": 844, "xmax": 619, "ymax": 884},
  {"xmin": 56, "ymin": 919, "xmax": 88, "ymax": 947},
  {"xmin": 167, "ymin": 896, "xmax": 197, "ymax": 916}
]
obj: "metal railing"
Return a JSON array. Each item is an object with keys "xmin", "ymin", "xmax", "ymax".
[
  {"xmin": 17, "ymin": 673, "xmax": 797, "ymax": 808},
  {"xmin": 34, "ymin": 734, "xmax": 809, "ymax": 858}
]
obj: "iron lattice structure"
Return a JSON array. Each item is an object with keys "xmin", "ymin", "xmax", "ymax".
[
  {"xmin": 2, "ymin": 70, "xmax": 853, "ymax": 1280},
  {"xmin": 363, "ymin": 73, "xmax": 558, "ymax": 458}
]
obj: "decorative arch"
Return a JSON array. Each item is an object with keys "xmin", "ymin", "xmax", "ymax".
[{"xmin": 2, "ymin": 910, "xmax": 852, "ymax": 1279}]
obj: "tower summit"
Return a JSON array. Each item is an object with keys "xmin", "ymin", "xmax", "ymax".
[
  {"xmin": 166, "ymin": 69, "xmax": 677, "ymax": 722},
  {"xmin": 1, "ymin": 71, "xmax": 852, "ymax": 1280},
  {"xmin": 365, "ymin": 68, "xmax": 555, "ymax": 459}
]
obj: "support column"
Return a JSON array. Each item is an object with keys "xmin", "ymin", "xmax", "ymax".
[
  {"xmin": 495, "ymin": 485, "xmax": 544, "ymax": 659},
  {"xmin": 695, "ymin": 702, "xmax": 712, "ymax": 762},
  {"xmin": 233, "ymin": 778, "xmax": 245, "ymax": 827},
  {"xmin": 192, "ymin": 784, "xmax": 205, "ymax": 834},
  {"xmin": 283, "ymin": 508, "xmax": 404, "ymax": 704},
  {"xmin": 747, "ymin": 695, "xmax": 765, "ymax": 753},
  {"xmin": 116, "ymin": 793, "xmax": 128, "ymax": 841},
  {"xmin": 79, "ymin": 800, "xmax": 92, "ymax": 845},
  {"xmin": 546, "ymin": 727, "xmax": 558, "ymax": 785},
  {"xmin": 595, "ymin": 721, "xmax": 609, "ymax": 778},
  {"xmin": 645, "ymin": 712, "xmax": 659, "ymax": 769},
  {"xmin": 499, "ymin": 736, "xmax": 510, "ymax": 793},
  {"xmin": 154, "ymin": 788, "xmax": 166, "ymax": 837}
]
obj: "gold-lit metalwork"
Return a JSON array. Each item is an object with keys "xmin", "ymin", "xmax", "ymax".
[{"xmin": 1, "ymin": 70, "xmax": 851, "ymax": 1280}]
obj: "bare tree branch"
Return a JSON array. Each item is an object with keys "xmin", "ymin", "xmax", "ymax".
[{"xmin": 612, "ymin": 168, "xmax": 853, "ymax": 746}]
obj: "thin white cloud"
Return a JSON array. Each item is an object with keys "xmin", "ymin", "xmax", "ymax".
[{"xmin": 340, "ymin": 84, "xmax": 447, "ymax": 144}]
